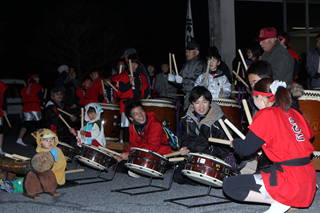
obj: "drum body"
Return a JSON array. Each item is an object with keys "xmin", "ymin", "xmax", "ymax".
[
  {"xmin": 212, "ymin": 98, "xmax": 241, "ymax": 130},
  {"xmin": 76, "ymin": 145, "xmax": 116, "ymax": 170},
  {"xmin": 99, "ymin": 103, "xmax": 121, "ymax": 141},
  {"xmin": 140, "ymin": 99, "xmax": 177, "ymax": 134},
  {"xmin": 125, "ymin": 147, "xmax": 167, "ymax": 178},
  {"xmin": 58, "ymin": 142, "xmax": 75, "ymax": 161},
  {"xmin": 298, "ymin": 90, "xmax": 320, "ymax": 151},
  {"xmin": 182, "ymin": 152, "xmax": 232, "ymax": 187}
]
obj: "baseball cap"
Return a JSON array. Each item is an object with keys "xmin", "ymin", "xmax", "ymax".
[
  {"xmin": 184, "ymin": 41, "xmax": 200, "ymax": 50},
  {"xmin": 254, "ymin": 27, "xmax": 277, "ymax": 41},
  {"xmin": 121, "ymin": 48, "xmax": 137, "ymax": 58},
  {"xmin": 50, "ymin": 86, "xmax": 65, "ymax": 94}
]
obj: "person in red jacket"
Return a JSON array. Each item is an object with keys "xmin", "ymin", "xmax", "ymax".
[
  {"xmin": 84, "ymin": 71, "xmax": 102, "ymax": 105},
  {"xmin": 115, "ymin": 99, "xmax": 172, "ymax": 176},
  {"xmin": 76, "ymin": 79, "xmax": 91, "ymax": 107},
  {"xmin": 16, "ymin": 74, "xmax": 44, "ymax": 146},
  {"xmin": 0, "ymin": 81, "xmax": 8, "ymax": 155}
]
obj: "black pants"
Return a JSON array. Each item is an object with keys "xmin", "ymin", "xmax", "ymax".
[
  {"xmin": 222, "ymin": 174, "xmax": 262, "ymax": 201},
  {"xmin": 173, "ymin": 161, "xmax": 199, "ymax": 186}
]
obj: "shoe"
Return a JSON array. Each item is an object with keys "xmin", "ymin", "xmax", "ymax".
[
  {"xmin": 17, "ymin": 140, "xmax": 28, "ymax": 146},
  {"xmin": 128, "ymin": 170, "xmax": 141, "ymax": 178},
  {"xmin": 0, "ymin": 179, "xmax": 14, "ymax": 193},
  {"xmin": 264, "ymin": 201, "xmax": 290, "ymax": 213},
  {"xmin": 0, "ymin": 150, "xmax": 5, "ymax": 155}
]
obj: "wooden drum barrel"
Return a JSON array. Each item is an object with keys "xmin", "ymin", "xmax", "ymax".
[
  {"xmin": 212, "ymin": 98, "xmax": 241, "ymax": 130},
  {"xmin": 99, "ymin": 103, "xmax": 121, "ymax": 141}
]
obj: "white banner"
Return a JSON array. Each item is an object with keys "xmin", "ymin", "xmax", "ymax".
[{"xmin": 185, "ymin": 0, "xmax": 194, "ymax": 46}]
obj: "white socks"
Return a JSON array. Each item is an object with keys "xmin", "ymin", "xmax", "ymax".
[
  {"xmin": 16, "ymin": 139, "xmax": 27, "ymax": 146},
  {"xmin": 264, "ymin": 201, "xmax": 291, "ymax": 213},
  {"xmin": 0, "ymin": 148, "xmax": 5, "ymax": 155}
]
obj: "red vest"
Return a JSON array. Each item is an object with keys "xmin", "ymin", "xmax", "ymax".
[
  {"xmin": 0, "ymin": 81, "xmax": 8, "ymax": 117},
  {"xmin": 21, "ymin": 83, "xmax": 43, "ymax": 112},
  {"xmin": 84, "ymin": 77, "xmax": 102, "ymax": 105}
]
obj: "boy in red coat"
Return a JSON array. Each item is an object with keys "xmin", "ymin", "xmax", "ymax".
[
  {"xmin": 76, "ymin": 79, "xmax": 91, "ymax": 107},
  {"xmin": 84, "ymin": 71, "xmax": 102, "ymax": 105}
]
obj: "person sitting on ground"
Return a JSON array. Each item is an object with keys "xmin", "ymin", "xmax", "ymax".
[
  {"xmin": 174, "ymin": 86, "xmax": 236, "ymax": 185},
  {"xmin": 223, "ymin": 78, "xmax": 316, "ymax": 213},
  {"xmin": 115, "ymin": 99, "xmax": 172, "ymax": 177},
  {"xmin": 0, "ymin": 129, "xmax": 67, "ymax": 193},
  {"xmin": 195, "ymin": 51, "xmax": 231, "ymax": 99},
  {"xmin": 69, "ymin": 103, "xmax": 106, "ymax": 148}
]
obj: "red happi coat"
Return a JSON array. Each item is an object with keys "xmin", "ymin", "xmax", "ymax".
[
  {"xmin": 21, "ymin": 83, "xmax": 43, "ymax": 112},
  {"xmin": 249, "ymin": 107, "xmax": 316, "ymax": 207},
  {"xmin": 114, "ymin": 71, "xmax": 149, "ymax": 113},
  {"xmin": 84, "ymin": 77, "xmax": 102, "ymax": 105},
  {"xmin": 122, "ymin": 112, "xmax": 172, "ymax": 155},
  {"xmin": 76, "ymin": 87, "xmax": 85, "ymax": 107},
  {"xmin": 0, "ymin": 81, "xmax": 8, "ymax": 117}
]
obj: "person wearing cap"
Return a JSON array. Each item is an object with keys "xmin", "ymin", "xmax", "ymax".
[
  {"xmin": 84, "ymin": 70, "xmax": 102, "ymax": 105},
  {"xmin": 45, "ymin": 86, "xmax": 77, "ymax": 146},
  {"xmin": 255, "ymin": 27, "xmax": 294, "ymax": 85},
  {"xmin": 111, "ymin": 60, "xmax": 127, "ymax": 76},
  {"xmin": 113, "ymin": 53, "xmax": 149, "ymax": 143},
  {"xmin": 306, "ymin": 33, "xmax": 320, "ymax": 89},
  {"xmin": 120, "ymin": 48, "xmax": 151, "ymax": 93},
  {"xmin": 0, "ymin": 80, "xmax": 8, "ymax": 155},
  {"xmin": 76, "ymin": 79, "xmax": 92, "ymax": 107},
  {"xmin": 16, "ymin": 74, "xmax": 45, "ymax": 146}
]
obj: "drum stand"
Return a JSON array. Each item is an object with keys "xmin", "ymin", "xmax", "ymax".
[
  {"xmin": 111, "ymin": 165, "xmax": 175, "ymax": 196},
  {"xmin": 164, "ymin": 185, "xmax": 231, "ymax": 208}
]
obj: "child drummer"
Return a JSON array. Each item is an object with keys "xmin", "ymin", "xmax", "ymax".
[
  {"xmin": 0, "ymin": 129, "xmax": 67, "ymax": 193},
  {"xmin": 69, "ymin": 103, "xmax": 106, "ymax": 148}
]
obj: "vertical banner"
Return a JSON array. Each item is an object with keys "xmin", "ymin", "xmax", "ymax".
[{"xmin": 185, "ymin": 0, "xmax": 194, "ymax": 46}]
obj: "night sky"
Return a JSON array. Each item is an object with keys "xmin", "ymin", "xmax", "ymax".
[{"xmin": 0, "ymin": 0, "xmax": 310, "ymax": 86}]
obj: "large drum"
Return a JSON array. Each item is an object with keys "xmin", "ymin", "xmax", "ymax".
[
  {"xmin": 140, "ymin": 99, "xmax": 177, "ymax": 134},
  {"xmin": 58, "ymin": 142, "xmax": 75, "ymax": 161},
  {"xmin": 298, "ymin": 90, "xmax": 320, "ymax": 151},
  {"xmin": 76, "ymin": 144, "xmax": 117, "ymax": 171},
  {"xmin": 99, "ymin": 103, "xmax": 121, "ymax": 141},
  {"xmin": 125, "ymin": 147, "xmax": 168, "ymax": 178},
  {"xmin": 182, "ymin": 152, "xmax": 232, "ymax": 187},
  {"xmin": 212, "ymin": 98, "xmax": 241, "ymax": 130}
]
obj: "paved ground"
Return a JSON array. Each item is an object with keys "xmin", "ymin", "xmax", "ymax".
[{"xmin": 0, "ymin": 120, "xmax": 319, "ymax": 213}]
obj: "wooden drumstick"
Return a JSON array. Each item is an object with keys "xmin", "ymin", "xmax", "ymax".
[
  {"xmin": 238, "ymin": 49, "xmax": 248, "ymax": 71},
  {"xmin": 107, "ymin": 81, "xmax": 118, "ymax": 93},
  {"xmin": 4, "ymin": 115, "xmax": 11, "ymax": 128},
  {"xmin": 169, "ymin": 157, "xmax": 185, "ymax": 162},
  {"xmin": 163, "ymin": 150, "xmax": 187, "ymax": 158},
  {"xmin": 218, "ymin": 119, "xmax": 233, "ymax": 141},
  {"xmin": 234, "ymin": 61, "xmax": 241, "ymax": 85},
  {"xmin": 169, "ymin": 53, "xmax": 172, "ymax": 75},
  {"xmin": 57, "ymin": 108, "xmax": 73, "ymax": 117},
  {"xmin": 59, "ymin": 115, "xmax": 76, "ymax": 135},
  {"xmin": 232, "ymin": 70, "xmax": 249, "ymax": 88},
  {"xmin": 98, "ymin": 146, "xmax": 121, "ymax": 156},
  {"xmin": 43, "ymin": 88, "xmax": 47, "ymax": 105},
  {"xmin": 129, "ymin": 59, "xmax": 135, "ymax": 87},
  {"xmin": 242, "ymin": 99, "xmax": 252, "ymax": 125},
  {"xmin": 205, "ymin": 59, "xmax": 210, "ymax": 85},
  {"xmin": 12, "ymin": 154, "xmax": 31, "ymax": 160},
  {"xmin": 162, "ymin": 73, "xmax": 168, "ymax": 91},
  {"xmin": 4, "ymin": 153, "xmax": 20, "ymax": 160},
  {"xmin": 119, "ymin": 64, "xmax": 122, "ymax": 74},
  {"xmin": 224, "ymin": 118, "xmax": 246, "ymax": 140},
  {"xmin": 81, "ymin": 108, "xmax": 84, "ymax": 140},
  {"xmin": 101, "ymin": 79, "xmax": 107, "ymax": 102},
  {"xmin": 208, "ymin": 138, "xmax": 231, "ymax": 145},
  {"xmin": 172, "ymin": 54, "xmax": 179, "ymax": 76},
  {"xmin": 170, "ymin": 94, "xmax": 184, "ymax": 97},
  {"xmin": 65, "ymin": 169, "xmax": 85, "ymax": 174}
]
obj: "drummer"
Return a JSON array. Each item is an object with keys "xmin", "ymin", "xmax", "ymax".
[
  {"xmin": 115, "ymin": 99, "xmax": 172, "ymax": 177},
  {"xmin": 174, "ymin": 86, "xmax": 236, "ymax": 185}
]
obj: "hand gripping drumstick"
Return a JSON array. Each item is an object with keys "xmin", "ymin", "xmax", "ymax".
[
  {"xmin": 172, "ymin": 54, "xmax": 179, "ymax": 76},
  {"xmin": 208, "ymin": 138, "xmax": 231, "ymax": 145},
  {"xmin": 205, "ymin": 59, "xmax": 210, "ymax": 85},
  {"xmin": 224, "ymin": 118, "xmax": 246, "ymax": 140},
  {"xmin": 232, "ymin": 70, "xmax": 249, "ymax": 88},
  {"xmin": 218, "ymin": 119, "xmax": 234, "ymax": 141},
  {"xmin": 242, "ymin": 99, "xmax": 253, "ymax": 125},
  {"xmin": 238, "ymin": 49, "xmax": 248, "ymax": 71},
  {"xmin": 59, "ymin": 115, "xmax": 76, "ymax": 135},
  {"xmin": 81, "ymin": 108, "xmax": 84, "ymax": 140},
  {"xmin": 107, "ymin": 81, "xmax": 118, "ymax": 93},
  {"xmin": 98, "ymin": 146, "xmax": 121, "ymax": 156},
  {"xmin": 169, "ymin": 53, "xmax": 172, "ymax": 75},
  {"xmin": 4, "ymin": 115, "xmax": 11, "ymax": 128},
  {"xmin": 129, "ymin": 59, "xmax": 135, "ymax": 87},
  {"xmin": 57, "ymin": 108, "xmax": 73, "ymax": 117}
]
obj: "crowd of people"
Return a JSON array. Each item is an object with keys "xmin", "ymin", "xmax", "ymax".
[{"xmin": 0, "ymin": 27, "xmax": 319, "ymax": 213}]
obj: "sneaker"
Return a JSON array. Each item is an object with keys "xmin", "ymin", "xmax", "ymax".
[
  {"xmin": 16, "ymin": 140, "xmax": 28, "ymax": 146},
  {"xmin": 128, "ymin": 170, "xmax": 141, "ymax": 178},
  {"xmin": 0, "ymin": 179, "xmax": 14, "ymax": 193},
  {"xmin": 0, "ymin": 149, "xmax": 5, "ymax": 155},
  {"xmin": 264, "ymin": 201, "xmax": 290, "ymax": 213}
]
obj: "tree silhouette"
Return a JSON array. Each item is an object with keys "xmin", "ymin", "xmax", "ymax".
[{"xmin": 30, "ymin": 0, "xmax": 134, "ymax": 80}]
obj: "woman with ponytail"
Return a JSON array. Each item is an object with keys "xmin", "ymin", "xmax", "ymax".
[{"xmin": 223, "ymin": 78, "xmax": 316, "ymax": 213}]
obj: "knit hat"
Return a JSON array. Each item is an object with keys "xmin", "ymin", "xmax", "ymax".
[{"xmin": 58, "ymin": 65, "xmax": 69, "ymax": 73}]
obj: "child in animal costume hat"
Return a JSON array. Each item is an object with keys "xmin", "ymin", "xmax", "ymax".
[{"xmin": 70, "ymin": 103, "xmax": 106, "ymax": 148}]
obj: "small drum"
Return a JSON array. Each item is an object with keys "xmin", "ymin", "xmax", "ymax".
[
  {"xmin": 125, "ymin": 147, "xmax": 168, "ymax": 178},
  {"xmin": 76, "ymin": 144, "xmax": 116, "ymax": 170},
  {"xmin": 212, "ymin": 98, "xmax": 241, "ymax": 130},
  {"xmin": 99, "ymin": 103, "xmax": 121, "ymax": 141},
  {"xmin": 298, "ymin": 90, "xmax": 320, "ymax": 151},
  {"xmin": 58, "ymin": 142, "xmax": 75, "ymax": 161},
  {"xmin": 182, "ymin": 153, "xmax": 232, "ymax": 187},
  {"xmin": 140, "ymin": 99, "xmax": 177, "ymax": 134}
]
